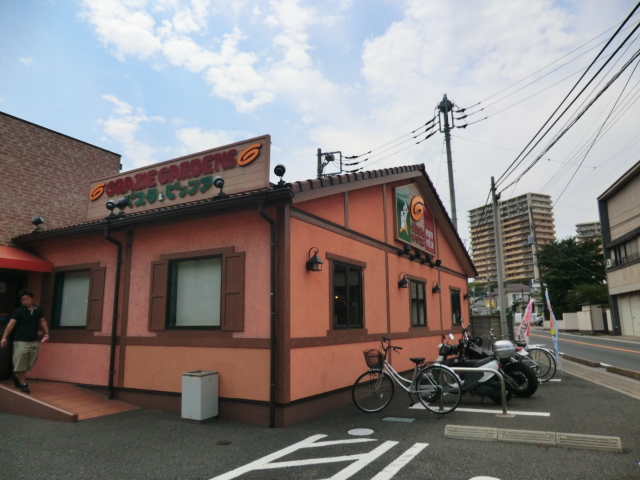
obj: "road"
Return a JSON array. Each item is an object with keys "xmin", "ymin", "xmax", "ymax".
[{"xmin": 526, "ymin": 328, "xmax": 640, "ymax": 371}]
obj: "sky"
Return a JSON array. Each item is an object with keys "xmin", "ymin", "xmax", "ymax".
[{"xmin": 2, "ymin": 0, "xmax": 640, "ymax": 259}]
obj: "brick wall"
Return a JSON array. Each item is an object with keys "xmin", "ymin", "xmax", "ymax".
[{"xmin": 0, "ymin": 112, "xmax": 121, "ymax": 246}]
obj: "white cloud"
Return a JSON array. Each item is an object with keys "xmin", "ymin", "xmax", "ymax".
[
  {"xmin": 175, "ymin": 127, "xmax": 250, "ymax": 154},
  {"xmin": 19, "ymin": 57, "xmax": 33, "ymax": 66},
  {"xmin": 98, "ymin": 94, "xmax": 166, "ymax": 169}
]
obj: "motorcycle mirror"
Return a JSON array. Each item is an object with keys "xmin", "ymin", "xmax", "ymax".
[{"xmin": 449, "ymin": 333, "xmax": 455, "ymax": 340}]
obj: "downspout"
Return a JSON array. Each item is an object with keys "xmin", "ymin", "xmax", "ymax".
[
  {"xmin": 104, "ymin": 223, "xmax": 123, "ymax": 400},
  {"xmin": 258, "ymin": 202, "xmax": 277, "ymax": 428}
]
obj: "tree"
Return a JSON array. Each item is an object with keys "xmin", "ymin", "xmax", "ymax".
[{"xmin": 536, "ymin": 237, "xmax": 606, "ymax": 315}]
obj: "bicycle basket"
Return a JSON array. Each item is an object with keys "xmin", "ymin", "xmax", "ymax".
[{"xmin": 363, "ymin": 349, "xmax": 384, "ymax": 369}]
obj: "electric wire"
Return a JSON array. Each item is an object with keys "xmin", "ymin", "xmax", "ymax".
[{"xmin": 495, "ymin": 5, "xmax": 640, "ymax": 189}]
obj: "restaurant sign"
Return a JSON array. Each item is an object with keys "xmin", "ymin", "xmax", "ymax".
[
  {"xmin": 394, "ymin": 184, "xmax": 436, "ymax": 256},
  {"xmin": 86, "ymin": 135, "xmax": 271, "ymax": 221}
]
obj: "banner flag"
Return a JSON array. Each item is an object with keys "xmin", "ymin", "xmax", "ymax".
[
  {"xmin": 545, "ymin": 289, "xmax": 562, "ymax": 370},
  {"xmin": 516, "ymin": 298, "xmax": 534, "ymax": 343}
]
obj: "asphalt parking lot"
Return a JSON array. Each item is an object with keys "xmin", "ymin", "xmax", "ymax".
[{"xmin": 1, "ymin": 364, "xmax": 639, "ymax": 480}]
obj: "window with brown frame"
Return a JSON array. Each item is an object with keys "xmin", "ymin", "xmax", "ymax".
[
  {"xmin": 41, "ymin": 263, "xmax": 106, "ymax": 331},
  {"xmin": 332, "ymin": 261, "xmax": 363, "ymax": 330},
  {"xmin": 451, "ymin": 288, "xmax": 462, "ymax": 325},
  {"xmin": 148, "ymin": 248, "xmax": 245, "ymax": 331},
  {"xmin": 410, "ymin": 280, "xmax": 426, "ymax": 327}
]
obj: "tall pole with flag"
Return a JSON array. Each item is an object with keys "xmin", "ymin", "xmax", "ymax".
[{"xmin": 545, "ymin": 289, "xmax": 562, "ymax": 371}]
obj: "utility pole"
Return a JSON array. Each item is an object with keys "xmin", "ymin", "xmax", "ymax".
[
  {"xmin": 491, "ymin": 177, "xmax": 509, "ymax": 339},
  {"xmin": 438, "ymin": 94, "xmax": 457, "ymax": 231}
]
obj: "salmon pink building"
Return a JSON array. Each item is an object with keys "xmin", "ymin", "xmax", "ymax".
[{"xmin": 10, "ymin": 135, "xmax": 476, "ymax": 427}]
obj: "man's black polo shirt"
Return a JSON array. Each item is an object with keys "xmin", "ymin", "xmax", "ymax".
[{"xmin": 11, "ymin": 306, "xmax": 44, "ymax": 342}]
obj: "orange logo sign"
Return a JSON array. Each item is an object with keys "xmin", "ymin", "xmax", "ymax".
[
  {"xmin": 237, "ymin": 143, "xmax": 262, "ymax": 166},
  {"xmin": 410, "ymin": 195, "xmax": 425, "ymax": 221},
  {"xmin": 90, "ymin": 182, "xmax": 106, "ymax": 201}
]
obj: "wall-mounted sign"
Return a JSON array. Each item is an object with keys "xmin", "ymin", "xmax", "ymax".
[
  {"xmin": 86, "ymin": 135, "xmax": 270, "ymax": 221},
  {"xmin": 394, "ymin": 184, "xmax": 436, "ymax": 256}
]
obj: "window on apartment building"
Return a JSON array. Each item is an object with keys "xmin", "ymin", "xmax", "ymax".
[
  {"xmin": 451, "ymin": 289, "xmax": 462, "ymax": 325},
  {"xmin": 48, "ymin": 264, "xmax": 106, "ymax": 330},
  {"xmin": 410, "ymin": 280, "xmax": 426, "ymax": 327},
  {"xmin": 148, "ymin": 249, "xmax": 245, "ymax": 331},
  {"xmin": 332, "ymin": 261, "xmax": 363, "ymax": 329},
  {"xmin": 616, "ymin": 238, "xmax": 639, "ymax": 264}
]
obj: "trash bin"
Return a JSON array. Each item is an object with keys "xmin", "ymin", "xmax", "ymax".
[{"xmin": 181, "ymin": 370, "xmax": 218, "ymax": 423}]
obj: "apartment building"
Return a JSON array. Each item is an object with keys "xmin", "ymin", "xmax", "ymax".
[
  {"xmin": 576, "ymin": 222, "xmax": 602, "ymax": 242},
  {"xmin": 469, "ymin": 193, "xmax": 556, "ymax": 282}
]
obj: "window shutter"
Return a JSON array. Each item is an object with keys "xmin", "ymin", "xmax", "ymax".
[
  {"xmin": 39, "ymin": 273, "xmax": 54, "ymax": 322},
  {"xmin": 86, "ymin": 266, "xmax": 106, "ymax": 331},
  {"xmin": 221, "ymin": 252, "xmax": 245, "ymax": 332},
  {"xmin": 149, "ymin": 260, "xmax": 168, "ymax": 331}
]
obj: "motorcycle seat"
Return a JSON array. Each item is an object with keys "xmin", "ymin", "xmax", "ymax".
[
  {"xmin": 461, "ymin": 357, "xmax": 495, "ymax": 368},
  {"xmin": 409, "ymin": 357, "xmax": 425, "ymax": 365}
]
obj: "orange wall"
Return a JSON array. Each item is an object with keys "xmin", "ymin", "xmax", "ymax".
[
  {"xmin": 124, "ymin": 345, "xmax": 269, "ymax": 400},
  {"xmin": 29, "ymin": 344, "xmax": 110, "ymax": 385},
  {"xmin": 348, "ymin": 186, "xmax": 386, "ymax": 241},
  {"xmin": 290, "ymin": 335, "xmax": 443, "ymax": 400},
  {"xmin": 289, "ymin": 218, "xmax": 388, "ymax": 338},
  {"xmin": 126, "ymin": 210, "xmax": 271, "ymax": 338},
  {"xmin": 295, "ymin": 195, "xmax": 345, "ymax": 226}
]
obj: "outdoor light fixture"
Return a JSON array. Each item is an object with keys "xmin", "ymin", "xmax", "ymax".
[
  {"xmin": 106, "ymin": 197, "xmax": 128, "ymax": 217},
  {"xmin": 398, "ymin": 273, "xmax": 410, "ymax": 289},
  {"xmin": 435, "ymin": 259, "xmax": 442, "ymax": 267},
  {"xmin": 274, "ymin": 164, "xmax": 287, "ymax": 187},
  {"xmin": 463, "ymin": 292, "xmax": 470, "ymax": 300},
  {"xmin": 401, "ymin": 245, "xmax": 412, "ymax": 256},
  {"xmin": 432, "ymin": 283, "xmax": 442, "ymax": 294},
  {"xmin": 212, "ymin": 176, "xmax": 227, "ymax": 198},
  {"xmin": 424, "ymin": 254, "xmax": 433, "ymax": 263},
  {"xmin": 411, "ymin": 249, "xmax": 422, "ymax": 261},
  {"xmin": 306, "ymin": 247, "xmax": 324, "ymax": 272},
  {"xmin": 31, "ymin": 216, "xmax": 45, "ymax": 233}
]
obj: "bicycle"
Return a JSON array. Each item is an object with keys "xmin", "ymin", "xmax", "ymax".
[
  {"xmin": 352, "ymin": 337, "xmax": 462, "ymax": 415},
  {"xmin": 486, "ymin": 329, "xmax": 556, "ymax": 382}
]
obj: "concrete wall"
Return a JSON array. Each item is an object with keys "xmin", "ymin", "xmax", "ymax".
[{"xmin": 0, "ymin": 112, "xmax": 121, "ymax": 246}]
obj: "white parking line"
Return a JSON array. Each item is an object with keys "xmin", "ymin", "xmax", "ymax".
[
  {"xmin": 370, "ymin": 443, "xmax": 429, "ymax": 480},
  {"xmin": 409, "ymin": 404, "xmax": 550, "ymax": 416},
  {"xmin": 548, "ymin": 379, "xmax": 562, "ymax": 382}
]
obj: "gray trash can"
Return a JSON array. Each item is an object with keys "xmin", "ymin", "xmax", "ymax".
[{"xmin": 181, "ymin": 370, "xmax": 218, "ymax": 423}]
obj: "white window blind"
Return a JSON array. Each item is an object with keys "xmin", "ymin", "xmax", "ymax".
[
  {"xmin": 59, "ymin": 271, "xmax": 90, "ymax": 327},
  {"xmin": 175, "ymin": 258, "xmax": 222, "ymax": 327}
]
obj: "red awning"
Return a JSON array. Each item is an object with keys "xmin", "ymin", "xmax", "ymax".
[{"xmin": 0, "ymin": 246, "xmax": 52, "ymax": 273}]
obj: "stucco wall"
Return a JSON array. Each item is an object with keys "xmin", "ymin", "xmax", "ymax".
[{"xmin": 607, "ymin": 174, "xmax": 640, "ymax": 240}]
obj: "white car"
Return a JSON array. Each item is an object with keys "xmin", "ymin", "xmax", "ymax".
[{"xmin": 532, "ymin": 315, "xmax": 544, "ymax": 326}]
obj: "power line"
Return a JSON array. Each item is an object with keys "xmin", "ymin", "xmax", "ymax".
[{"xmin": 495, "ymin": 4, "xmax": 640, "ymax": 188}]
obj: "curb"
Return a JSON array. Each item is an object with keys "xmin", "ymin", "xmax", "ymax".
[{"xmin": 562, "ymin": 355, "xmax": 640, "ymax": 380}]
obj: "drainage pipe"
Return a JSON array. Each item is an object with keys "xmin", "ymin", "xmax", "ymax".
[
  {"xmin": 258, "ymin": 203, "xmax": 277, "ymax": 428},
  {"xmin": 104, "ymin": 224, "xmax": 123, "ymax": 400}
]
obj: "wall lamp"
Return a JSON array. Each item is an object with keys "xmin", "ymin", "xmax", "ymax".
[
  {"xmin": 435, "ymin": 259, "xmax": 442, "ymax": 267},
  {"xmin": 432, "ymin": 283, "xmax": 441, "ymax": 294},
  {"xmin": 398, "ymin": 244, "xmax": 412, "ymax": 256},
  {"xmin": 106, "ymin": 197, "xmax": 128, "ymax": 217},
  {"xmin": 306, "ymin": 247, "xmax": 324, "ymax": 272},
  {"xmin": 274, "ymin": 164, "xmax": 287, "ymax": 187},
  {"xmin": 32, "ymin": 216, "xmax": 45, "ymax": 233},
  {"xmin": 463, "ymin": 292, "xmax": 470, "ymax": 300},
  {"xmin": 398, "ymin": 273, "xmax": 410, "ymax": 289},
  {"xmin": 410, "ymin": 249, "xmax": 422, "ymax": 261}
]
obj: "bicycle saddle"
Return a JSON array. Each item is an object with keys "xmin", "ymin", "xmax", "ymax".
[{"xmin": 409, "ymin": 357, "xmax": 425, "ymax": 365}]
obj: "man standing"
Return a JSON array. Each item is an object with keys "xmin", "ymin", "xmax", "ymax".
[{"xmin": 0, "ymin": 290, "xmax": 49, "ymax": 394}]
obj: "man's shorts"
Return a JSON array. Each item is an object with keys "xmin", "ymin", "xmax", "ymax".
[{"xmin": 13, "ymin": 341, "xmax": 39, "ymax": 372}]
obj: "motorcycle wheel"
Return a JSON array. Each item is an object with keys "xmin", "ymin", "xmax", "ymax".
[
  {"xmin": 488, "ymin": 382, "xmax": 513, "ymax": 405},
  {"xmin": 504, "ymin": 362, "xmax": 538, "ymax": 397}
]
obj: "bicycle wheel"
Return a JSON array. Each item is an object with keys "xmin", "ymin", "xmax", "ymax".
[
  {"xmin": 417, "ymin": 365, "xmax": 461, "ymax": 414},
  {"xmin": 521, "ymin": 348, "xmax": 556, "ymax": 382},
  {"xmin": 352, "ymin": 370, "xmax": 394, "ymax": 413}
]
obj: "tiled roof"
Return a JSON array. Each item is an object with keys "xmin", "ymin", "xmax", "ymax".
[{"xmin": 290, "ymin": 165, "xmax": 422, "ymax": 193}]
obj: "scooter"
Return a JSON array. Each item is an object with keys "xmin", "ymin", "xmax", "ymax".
[{"xmin": 437, "ymin": 332, "xmax": 512, "ymax": 404}]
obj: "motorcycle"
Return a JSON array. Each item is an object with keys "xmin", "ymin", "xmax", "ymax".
[
  {"xmin": 465, "ymin": 328, "xmax": 539, "ymax": 398},
  {"xmin": 436, "ymin": 332, "xmax": 513, "ymax": 405}
]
